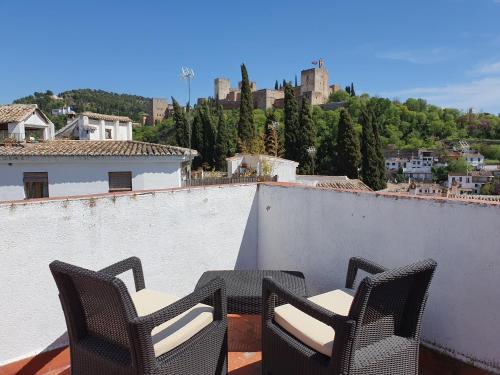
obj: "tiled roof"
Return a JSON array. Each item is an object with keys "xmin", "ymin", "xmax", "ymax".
[
  {"xmin": 0, "ymin": 104, "xmax": 38, "ymax": 123},
  {"xmin": 0, "ymin": 140, "xmax": 197, "ymax": 158},
  {"xmin": 448, "ymin": 170, "xmax": 493, "ymax": 177},
  {"xmin": 316, "ymin": 179, "xmax": 372, "ymax": 191},
  {"xmin": 81, "ymin": 112, "xmax": 132, "ymax": 122}
]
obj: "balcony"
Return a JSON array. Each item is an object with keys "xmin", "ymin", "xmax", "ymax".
[{"xmin": 0, "ymin": 183, "xmax": 499, "ymax": 374}]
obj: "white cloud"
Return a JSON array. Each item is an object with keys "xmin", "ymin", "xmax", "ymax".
[
  {"xmin": 472, "ymin": 61, "xmax": 500, "ymax": 75},
  {"xmin": 381, "ymin": 76, "xmax": 500, "ymax": 113},
  {"xmin": 377, "ymin": 48, "xmax": 460, "ymax": 64}
]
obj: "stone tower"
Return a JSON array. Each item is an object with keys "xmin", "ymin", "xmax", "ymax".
[
  {"xmin": 300, "ymin": 58, "xmax": 330, "ymax": 105},
  {"xmin": 148, "ymin": 98, "xmax": 168, "ymax": 126},
  {"xmin": 214, "ymin": 78, "xmax": 231, "ymax": 100}
]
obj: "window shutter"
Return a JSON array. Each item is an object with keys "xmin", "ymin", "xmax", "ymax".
[{"xmin": 108, "ymin": 172, "xmax": 132, "ymax": 192}]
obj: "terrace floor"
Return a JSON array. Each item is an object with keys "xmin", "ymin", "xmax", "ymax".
[{"xmin": 0, "ymin": 348, "xmax": 493, "ymax": 375}]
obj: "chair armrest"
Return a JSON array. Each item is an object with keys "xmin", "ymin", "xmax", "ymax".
[
  {"xmin": 131, "ymin": 277, "xmax": 227, "ymax": 332},
  {"xmin": 262, "ymin": 277, "xmax": 346, "ymax": 329},
  {"xmin": 345, "ymin": 257, "xmax": 387, "ymax": 289},
  {"xmin": 99, "ymin": 256, "xmax": 145, "ymax": 291}
]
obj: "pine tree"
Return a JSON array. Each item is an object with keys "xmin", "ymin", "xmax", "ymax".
[
  {"xmin": 360, "ymin": 107, "xmax": 382, "ymax": 190},
  {"xmin": 214, "ymin": 106, "xmax": 230, "ymax": 170},
  {"xmin": 275, "ymin": 80, "xmax": 279, "ymax": 90},
  {"xmin": 264, "ymin": 111, "xmax": 282, "ymax": 157},
  {"xmin": 335, "ymin": 108, "xmax": 361, "ymax": 178},
  {"xmin": 172, "ymin": 97, "xmax": 189, "ymax": 147},
  {"xmin": 298, "ymin": 96, "xmax": 316, "ymax": 174},
  {"xmin": 237, "ymin": 64, "xmax": 255, "ymax": 152},
  {"xmin": 350, "ymin": 82, "xmax": 356, "ymax": 97},
  {"xmin": 284, "ymin": 84, "xmax": 300, "ymax": 162}
]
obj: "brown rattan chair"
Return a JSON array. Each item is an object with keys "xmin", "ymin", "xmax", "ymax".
[
  {"xmin": 262, "ymin": 257, "xmax": 437, "ymax": 375},
  {"xmin": 49, "ymin": 257, "xmax": 227, "ymax": 375}
]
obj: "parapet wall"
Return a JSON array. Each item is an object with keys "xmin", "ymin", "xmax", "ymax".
[{"xmin": 257, "ymin": 184, "xmax": 500, "ymax": 373}]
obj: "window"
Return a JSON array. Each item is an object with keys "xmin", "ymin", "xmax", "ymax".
[
  {"xmin": 105, "ymin": 129, "xmax": 113, "ymax": 139},
  {"xmin": 108, "ymin": 172, "xmax": 132, "ymax": 192},
  {"xmin": 24, "ymin": 172, "xmax": 49, "ymax": 199}
]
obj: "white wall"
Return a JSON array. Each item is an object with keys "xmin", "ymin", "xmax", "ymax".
[
  {"xmin": 0, "ymin": 157, "xmax": 183, "ymax": 201},
  {"xmin": 0, "ymin": 184, "xmax": 258, "ymax": 364},
  {"xmin": 257, "ymin": 184, "xmax": 500, "ymax": 372}
]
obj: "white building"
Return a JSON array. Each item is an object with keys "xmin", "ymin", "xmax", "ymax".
[
  {"xmin": 226, "ymin": 153, "xmax": 298, "ymax": 182},
  {"xmin": 0, "ymin": 140, "xmax": 195, "ymax": 201},
  {"xmin": 447, "ymin": 171, "xmax": 494, "ymax": 195},
  {"xmin": 51, "ymin": 106, "xmax": 75, "ymax": 116},
  {"xmin": 55, "ymin": 112, "xmax": 133, "ymax": 141},
  {"xmin": 462, "ymin": 152, "xmax": 484, "ymax": 170},
  {"xmin": 0, "ymin": 104, "xmax": 55, "ymax": 142},
  {"xmin": 403, "ymin": 149, "xmax": 444, "ymax": 182}
]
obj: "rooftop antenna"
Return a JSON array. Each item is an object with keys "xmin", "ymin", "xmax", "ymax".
[{"xmin": 180, "ymin": 67, "xmax": 195, "ymax": 187}]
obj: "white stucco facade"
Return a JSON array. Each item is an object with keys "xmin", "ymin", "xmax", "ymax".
[
  {"xmin": 0, "ymin": 184, "xmax": 499, "ymax": 372},
  {"xmin": 257, "ymin": 184, "xmax": 500, "ymax": 372},
  {"xmin": 0, "ymin": 184, "xmax": 258, "ymax": 364},
  {"xmin": 227, "ymin": 153, "xmax": 298, "ymax": 182},
  {"xmin": 0, "ymin": 157, "xmax": 184, "ymax": 201},
  {"xmin": 3, "ymin": 111, "xmax": 55, "ymax": 141},
  {"xmin": 56, "ymin": 115, "xmax": 133, "ymax": 141}
]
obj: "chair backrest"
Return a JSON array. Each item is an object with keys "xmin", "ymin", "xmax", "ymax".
[
  {"xmin": 347, "ymin": 259, "xmax": 437, "ymax": 351},
  {"xmin": 50, "ymin": 261, "xmax": 138, "ymax": 353}
]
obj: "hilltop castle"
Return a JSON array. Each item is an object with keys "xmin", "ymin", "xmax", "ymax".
[{"xmin": 213, "ymin": 59, "xmax": 341, "ymax": 110}]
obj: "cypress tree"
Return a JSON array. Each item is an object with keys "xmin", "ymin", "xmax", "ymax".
[
  {"xmin": 350, "ymin": 82, "xmax": 356, "ymax": 97},
  {"xmin": 295, "ymin": 75, "xmax": 298, "ymax": 87},
  {"xmin": 282, "ymin": 79, "xmax": 287, "ymax": 88},
  {"xmin": 372, "ymin": 110, "xmax": 387, "ymax": 189},
  {"xmin": 274, "ymin": 80, "xmax": 279, "ymax": 90},
  {"xmin": 335, "ymin": 108, "xmax": 361, "ymax": 178},
  {"xmin": 172, "ymin": 97, "xmax": 189, "ymax": 147},
  {"xmin": 191, "ymin": 109, "xmax": 204, "ymax": 170},
  {"xmin": 237, "ymin": 63, "xmax": 255, "ymax": 152},
  {"xmin": 360, "ymin": 107, "xmax": 383, "ymax": 190},
  {"xmin": 200, "ymin": 103, "xmax": 216, "ymax": 167},
  {"xmin": 214, "ymin": 106, "xmax": 229, "ymax": 170},
  {"xmin": 284, "ymin": 84, "xmax": 300, "ymax": 162},
  {"xmin": 298, "ymin": 96, "xmax": 316, "ymax": 174}
]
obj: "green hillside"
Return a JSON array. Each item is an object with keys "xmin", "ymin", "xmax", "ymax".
[{"xmin": 14, "ymin": 89, "xmax": 151, "ymax": 129}]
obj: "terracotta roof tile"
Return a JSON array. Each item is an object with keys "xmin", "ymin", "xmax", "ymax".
[
  {"xmin": 81, "ymin": 112, "xmax": 132, "ymax": 122},
  {"xmin": 0, "ymin": 104, "xmax": 38, "ymax": 123},
  {"xmin": 0, "ymin": 140, "xmax": 197, "ymax": 158},
  {"xmin": 316, "ymin": 179, "xmax": 372, "ymax": 191}
]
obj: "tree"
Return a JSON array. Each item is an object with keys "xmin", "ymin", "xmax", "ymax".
[
  {"xmin": 264, "ymin": 111, "xmax": 282, "ymax": 157},
  {"xmin": 372, "ymin": 108, "xmax": 387, "ymax": 189},
  {"xmin": 275, "ymin": 80, "xmax": 279, "ymax": 90},
  {"xmin": 200, "ymin": 103, "xmax": 216, "ymax": 168},
  {"xmin": 284, "ymin": 84, "xmax": 300, "ymax": 162},
  {"xmin": 282, "ymin": 79, "xmax": 287, "ymax": 88},
  {"xmin": 328, "ymin": 90, "xmax": 351, "ymax": 103},
  {"xmin": 237, "ymin": 64, "xmax": 255, "ymax": 151},
  {"xmin": 335, "ymin": 109, "xmax": 361, "ymax": 178},
  {"xmin": 295, "ymin": 75, "xmax": 298, "ymax": 87},
  {"xmin": 214, "ymin": 106, "xmax": 230, "ymax": 170},
  {"xmin": 172, "ymin": 97, "xmax": 189, "ymax": 147},
  {"xmin": 361, "ymin": 107, "xmax": 383, "ymax": 190},
  {"xmin": 298, "ymin": 96, "xmax": 316, "ymax": 174},
  {"xmin": 350, "ymin": 82, "xmax": 356, "ymax": 97},
  {"xmin": 190, "ymin": 110, "xmax": 204, "ymax": 170}
]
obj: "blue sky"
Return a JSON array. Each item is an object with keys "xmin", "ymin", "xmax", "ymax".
[{"xmin": 1, "ymin": 0, "xmax": 499, "ymax": 113}]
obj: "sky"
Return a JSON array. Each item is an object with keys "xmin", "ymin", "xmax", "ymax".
[{"xmin": 1, "ymin": 0, "xmax": 499, "ymax": 113}]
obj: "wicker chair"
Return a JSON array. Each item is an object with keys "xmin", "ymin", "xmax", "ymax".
[
  {"xmin": 49, "ymin": 257, "xmax": 227, "ymax": 375},
  {"xmin": 262, "ymin": 257, "xmax": 437, "ymax": 375}
]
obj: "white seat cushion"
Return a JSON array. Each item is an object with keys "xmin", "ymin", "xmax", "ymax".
[
  {"xmin": 131, "ymin": 288, "xmax": 214, "ymax": 357},
  {"xmin": 274, "ymin": 289, "xmax": 354, "ymax": 357}
]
